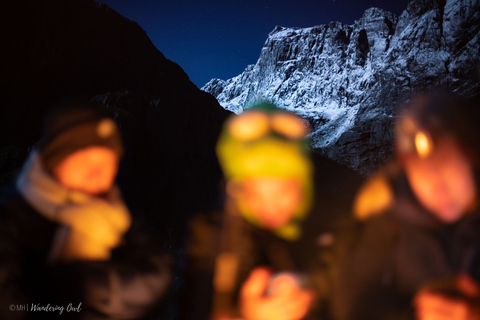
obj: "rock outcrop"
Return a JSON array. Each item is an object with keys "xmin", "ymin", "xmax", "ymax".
[{"xmin": 203, "ymin": 0, "xmax": 480, "ymax": 174}]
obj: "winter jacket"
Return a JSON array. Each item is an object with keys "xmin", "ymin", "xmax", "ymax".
[
  {"xmin": 180, "ymin": 154, "xmax": 364, "ymax": 320},
  {"xmin": 327, "ymin": 169, "xmax": 480, "ymax": 320},
  {"xmin": 0, "ymin": 154, "xmax": 171, "ymax": 320}
]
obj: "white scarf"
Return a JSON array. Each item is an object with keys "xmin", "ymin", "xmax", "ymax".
[{"xmin": 16, "ymin": 152, "xmax": 132, "ymax": 261}]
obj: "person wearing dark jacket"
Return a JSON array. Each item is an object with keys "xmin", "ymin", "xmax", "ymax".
[
  {"xmin": 0, "ymin": 101, "xmax": 171, "ymax": 320},
  {"xmin": 181, "ymin": 102, "xmax": 363, "ymax": 320},
  {"xmin": 327, "ymin": 93, "xmax": 480, "ymax": 320}
]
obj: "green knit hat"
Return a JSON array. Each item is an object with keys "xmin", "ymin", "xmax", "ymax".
[{"xmin": 216, "ymin": 101, "xmax": 313, "ymax": 240}]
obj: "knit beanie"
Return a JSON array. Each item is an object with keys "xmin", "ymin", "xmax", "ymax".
[
  {"xmin": 216, "ymin": 101, "xmax": 313, "ymax": 240},
  {"xmin": 39, "ymin": 100, "xmax": 124, "ymax": 174}
]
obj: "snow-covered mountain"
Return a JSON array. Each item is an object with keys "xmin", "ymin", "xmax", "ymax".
[{"xmin": 202, "ymin": 0, "xmax": 480, "ymax": 174}]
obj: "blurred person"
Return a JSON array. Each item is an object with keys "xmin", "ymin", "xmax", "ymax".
[
  {"xmin": 326, "ymin": 92, "xmax": 480, "ymax": 320},
  {"xmin": 181, "ymin": 101, "xmax": 364, "ymax": 320},
  {"xmin": 182, "ymin": 102, "xmax": 317, "ymax": 320},
  {"xmin": 0, "ymin": 100, "xmax": 171, "ymax": 319}
]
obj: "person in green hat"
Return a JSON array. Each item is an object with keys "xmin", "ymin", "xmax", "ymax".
[{"xmin": 182, "ymin": 101, "xmax": 318, "ymax": 320}]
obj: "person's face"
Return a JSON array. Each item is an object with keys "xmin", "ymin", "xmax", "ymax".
[
  {"xmin": 239, "ymin": 177, "xmax": 302, "ymax": 229},
  {"xmin": 53, "ymin": 146, "xmax": 119, "ymax": 195},
  {"xmin": 403, "ymin": 137, "xmax": 476, "ymax": 223}
]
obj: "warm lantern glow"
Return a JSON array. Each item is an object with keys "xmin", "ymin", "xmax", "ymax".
[
  {"xmin": 415, "ymin": 131, "xmax": 432, "ymax": 159},
  {"xmin": 229, "ymin": 111, "xmax": 270, "ymax": 141},
  {"xmin": 60, "ymin": 200, "xmax": 131, "ymax": 261},
  {"xmin": 353, "ymin": 175, "xmax": 393, "ymax": 220},
  {"xmin": 240, "ymin": 268, "xmax": 313, "ymax": 320},
  {"xmin": 271, "ymin": 113, "xmax": 307, "ymax": 139},
  {"xmin": 414, "ymin": 275, "xmax": 480, "ymax": 320}
]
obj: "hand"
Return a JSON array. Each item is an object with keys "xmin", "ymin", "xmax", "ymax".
[
  {"xmin": 58, "ymin": 193, "xmax": 131, "ymax": 261},
  {"xmin": 414, "ymin": 275, "xmax": 480, "ymax": 320},
  {"xmin": 240, "ymin": 267, "xmax": 314, "ymax": 320}
]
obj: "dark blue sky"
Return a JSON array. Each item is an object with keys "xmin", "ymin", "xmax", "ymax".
[{"xmin": 98, "ymin": 0, "xmax": 408, "ymax": 88}]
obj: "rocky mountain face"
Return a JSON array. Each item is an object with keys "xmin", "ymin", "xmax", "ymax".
[
  {"xmin": 203, "ymin": 0, "xmax": 480, "ymax": 174},
  {"xmin": 1, "ymin": 0, "xmax": 230, "ymax": 244}
]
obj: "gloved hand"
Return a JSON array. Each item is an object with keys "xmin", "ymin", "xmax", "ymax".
[
  {"xmin": 239, "ymin": 267, "xmax": 314, "ymax": 320},
  {"xmin": 414, "ymin": 275, "xmax": 480, "ymax": 320},
  {"xmin": 56, "ymin": 189, "xmax": 131, "ymax": 261}
]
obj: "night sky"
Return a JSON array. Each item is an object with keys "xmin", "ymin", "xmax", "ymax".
[{"xmin": 97, "ymin": 0, "xmax": 408, "ymax": 88}]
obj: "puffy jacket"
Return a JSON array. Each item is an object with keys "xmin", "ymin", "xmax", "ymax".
[
  {"xmin": 0, "ymin": 188, "xmax": 171, "ymax": 320},
  {"xmin": 181, "ymin": 154, "xmax": 364, "ymax": 320},
  {"xmin": 327, "ymin": 170, "xmax": 480, "ymax": 320}
]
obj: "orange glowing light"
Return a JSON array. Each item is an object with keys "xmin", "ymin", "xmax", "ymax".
[
  {"xmin": 61, "ymin": 202, "xmax": 131, "ymax": 261},
  {"xmin": 271, "ymin": 113, "xmax": 307, "ymax": 139},
  {"xmin": 353, "ymin": 175, "xmax": 393, "ymax": 220},
  {"xmin": 415, "ymin": 131, "xmax": 432, "ymax": 159},
  {"xmin": 229, "ymin": 111, "xmax": 270, "ymax": 141},
  {"xmin": 240, "ymin": 268, "xmax": 313, "ymax": 320}
]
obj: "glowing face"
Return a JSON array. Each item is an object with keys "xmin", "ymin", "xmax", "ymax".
[
  {"xmin": 403, "ymin": 137, "xmax": 476, "ymax": 223},
  {"xmin": 241, "ymin": 177, "xmax": 302, "ymax": 229},
  {"xmin": 53, "ymin": 146, "xmax": 119, "ymax": 195}
]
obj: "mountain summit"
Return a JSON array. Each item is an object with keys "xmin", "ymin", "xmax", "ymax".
[{"xmin": 203, "ymin": 0, "xmax": 480, "ymax": 174}]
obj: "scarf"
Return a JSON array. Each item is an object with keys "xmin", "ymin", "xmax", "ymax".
[{"xmin": 16, "ymin": 151, "xmax": 132, "ymax": 261}]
